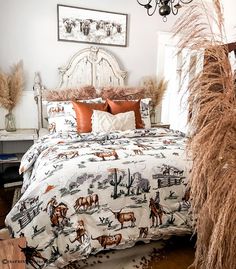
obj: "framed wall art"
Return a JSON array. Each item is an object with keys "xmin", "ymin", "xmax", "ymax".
[{"xmin": 57, "ymin": 4, "xmax": 128, "ymax": 47}]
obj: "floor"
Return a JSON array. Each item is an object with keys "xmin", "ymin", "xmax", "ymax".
[
  {"xmin": 147, "ymin": 236, "xmax": 195, "ymax": 269},
  {"xmin": 0, "ymin": 229, "xmax": 195, "ymax": 269},
  {"xmin": 64, "ymin": 235, "xmax": 196, "ymax": 269},
  {"xmin": 0, "ymin": 187, "xmax": 14, "ymax": 228}
]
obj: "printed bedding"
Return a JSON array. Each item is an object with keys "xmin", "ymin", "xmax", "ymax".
[{"xmin": 5, "ymin": 128, "xmax": 192, "ymax": 269}]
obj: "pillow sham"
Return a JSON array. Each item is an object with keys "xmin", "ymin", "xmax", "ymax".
[
  {"xmin": 45, "ymin": 98, "xmax": 102, "ymax": 134},
  {"xmin": 48, "ymin": 115, "xmax": 76, "ymax": 134},
  {"xmin": 107, "ymin": 99, "xmax": 144, "ymax": 129},
  {"xmin": 45, "ymin": 98, "xmax": 102, "ymax": 118},
  {"xmin": 42, "ymin": 85, "xmax": 97, "ymax": 101},
  {"xmin": 72, "ymin": 101, "xmax": 108, "ymax": 133},
  {"xmin": 92, "ymin": 110, "xmax": 136, "ymax": 133}
]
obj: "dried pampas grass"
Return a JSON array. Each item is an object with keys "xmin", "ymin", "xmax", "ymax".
[
  {"xmin": 0, "ymin": 61, "xmax": 24, "ymax": 111},
  {"xmin": 174, "ymin": 1, "xmax": 236, "ymax": 269},
  {"xmin": 141, "ymin": 76, "xmax": 168, "ymax": 108},
  {"xmin": 8, "ymin": 61, "xmax": 24, "ymax": 110},
  {"xmin": 42, "ymin": 85, "xmax": 97, "ymax": 101},
  {"xmin": 0, "ymin": 72, "xmax": 12, "ymax": 111},
  {"xmin": 100, "ymin": 86, "xmax": 147, "ymax": 100}
]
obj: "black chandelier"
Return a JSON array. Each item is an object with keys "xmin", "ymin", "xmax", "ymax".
[{"xmin": 137, "ymin": 0, "xmax": 194, "ymax": 21}]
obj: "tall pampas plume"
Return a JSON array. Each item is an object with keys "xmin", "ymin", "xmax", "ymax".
[
  {"xmin": 0, "ymin": 60, "xmax": 24, "ymax": 111},
  {"xmin": 8, "ymin": 60, "xmax": 24, "ymax": 110},
  {"xmin": 141, "ymin": 76, "xmax": 168, "ymax": 107},
  {"xmin": 173, "ymin": 1, "xmax": 236, "ymax": 269},
  {"xmin": 0, "ymin": 71, "xmax": 12, "ymax": 110}
]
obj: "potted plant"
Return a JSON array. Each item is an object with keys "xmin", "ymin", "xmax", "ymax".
[
  {"xmin": 141, "ymin": 76, "xmax": 168, "ymax": 124},
  {"xmin": 0, "ymin": 61, "xmax": 24, "ymax": 131}
]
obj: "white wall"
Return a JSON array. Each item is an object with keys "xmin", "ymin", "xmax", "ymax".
[
  {"xmin": 0, "ymin": 0, "xmax": 181, "ymax": 129},
  {"xmin": 222, "ymin": 0, "xmax": 236, "ymax": 42},
  {"xmin": 157, "ymin": 1, "xmax": 236, "ymax": 132},
  {"xmin": 3, "ymin": 1, "xmax": 232, "ymax": 130}
]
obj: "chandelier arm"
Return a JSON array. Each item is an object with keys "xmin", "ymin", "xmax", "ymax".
[
  {"xmin": 136, "ymin": 0, "xmax": 161, "ymax": 7},
  {"xmin": 147, "ymin": 1, "xmax": 159, "ymax": 16},
  {"xmin": 136, "ymin": 0, "xmax": 152, "ymax": 8},
  {"xmin": 179, "ymin": 0, "xmax": 193, "ymax": 4},
  {"xmin": 170, "ymin": 0, "xmax": 179, "ymax": 15}
]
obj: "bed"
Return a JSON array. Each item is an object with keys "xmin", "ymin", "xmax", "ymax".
[{"xmin": 5, "ymin": 46, "xmax": 192, "ymax": 269}]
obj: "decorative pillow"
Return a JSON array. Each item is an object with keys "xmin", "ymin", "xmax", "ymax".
[
  {"xmin": 48, "ymin": 115, "xmax": 76, "ymax": 134},
  {"xmin": 72, "ymin": 101, "xmax": 108, "ymax": 133},
  {"xmin": 45, "ymin": 98, "xmax": 102, "ymax": 134},
  {"xmin": 107, "ymin": 99, "xmax": 144, "ymax": 129},
  {"xmin": 99, "ymin": 86, "xmax": 146, "ymax": 100},
  {"xmin": 42, "ymin": 85, "xmax": 97, "ymax": 101},
  {"xmin": 92, "ymin": 110, "xmax": 136, "ymax": 133}
]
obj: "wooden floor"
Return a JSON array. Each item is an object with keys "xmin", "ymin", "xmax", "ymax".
[
  {"xmin": 63, "ymin": 235, "xmax": 196, "ymax": 269},
  {"xmin": 0, "ymin": 231, "xmax": 196, "ymax": 269},
  {"xmin": 0, "ymin": 188, "xmax": 14, "ymax": 228},
  {"xmin": 147, "ymin": 236, "xmax": 195, "ymax": 269}
]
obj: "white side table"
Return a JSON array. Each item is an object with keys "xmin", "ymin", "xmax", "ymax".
[{"xmin": 0, "ymin": 129, "xmax": 38, "ymax": 228}]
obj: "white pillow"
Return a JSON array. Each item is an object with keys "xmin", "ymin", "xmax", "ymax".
[{"xmin": 92, "ymin": 110, "xmax": 136, "ymax": 133}]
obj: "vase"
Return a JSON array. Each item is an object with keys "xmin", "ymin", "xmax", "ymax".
[
  {"xmin": 150, "ymin": 108, "xmax": 156, "ymax": 124},
  {"xmin": 5, "ymin": 111, "xmax": 16, "ymax": 132}
]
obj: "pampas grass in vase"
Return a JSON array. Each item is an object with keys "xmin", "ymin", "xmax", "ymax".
[
  {"xmin": 141, "ymin": 76, "xmax": 168, "ymax": 123},
  {"xmin": 0, "ymin": 61, "xmax": 24, "ymax": 131}
]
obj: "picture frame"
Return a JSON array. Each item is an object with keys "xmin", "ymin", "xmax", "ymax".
[{"xmin": 57, "ymin": 4, "xmax": 128, "ymax": 47}]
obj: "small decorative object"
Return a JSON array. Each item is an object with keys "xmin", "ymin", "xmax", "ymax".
[
  {"xmin": 141, "ymin": 76, "xmax": 168, "ymax": 124},
  {"xmin": 5, "ymin": 111, "xmax": 16, "ymax": 132},
  {"xmin": 0, "ymin": 61, "xmax": 24, "ymax": 131},
  {"xmin": 150, "ymin": 107, "xmax": 156, "ymax": 124},
  {"xmin": 57, "ymin": 4, "xmax": 128, "ymax": 47}
]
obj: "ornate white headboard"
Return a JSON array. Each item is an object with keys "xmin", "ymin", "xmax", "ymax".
[
  {"xmin": 58, "ymin": 46, "xmax": 127, "ymax": 88},
  {"xmin": 33, "ymin": 46, "xmax": 127, "ymax": 129}
]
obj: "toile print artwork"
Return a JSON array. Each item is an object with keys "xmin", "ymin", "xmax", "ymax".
[{"xmin": 57, "ymin": 4, "xmax": 128, "ymax": 47}]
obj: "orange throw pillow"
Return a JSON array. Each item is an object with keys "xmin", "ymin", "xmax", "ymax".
[
  {"xmin": 72, "ymin": 101, "xmax": 108, "ymax": 133},
  {"xmin": 107, "ymin": 99, "xmax": 144, "ymax": 129}
]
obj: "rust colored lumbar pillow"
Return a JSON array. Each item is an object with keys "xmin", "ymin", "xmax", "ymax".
[
  {"xmin": 72, "ymin": 101, "xmax": 108, "ymax": 133},
  {"xmin": 107, "ymin": 99, "xmax": 144, "ymax": 129}
]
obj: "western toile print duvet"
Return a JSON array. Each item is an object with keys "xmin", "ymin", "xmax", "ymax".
[{"xmin": 5, "ymin": 128, "xmax": 192, "ymax": 269}]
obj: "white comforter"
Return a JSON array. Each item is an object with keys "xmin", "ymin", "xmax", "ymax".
[{"xmin": 5, "ymin": 128, "xmax": 192, "ymax": 268}]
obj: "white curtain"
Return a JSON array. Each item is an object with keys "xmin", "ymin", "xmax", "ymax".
[{"xmin": 157, "ymin": 32, "xmax": 203, "ymax": 133}]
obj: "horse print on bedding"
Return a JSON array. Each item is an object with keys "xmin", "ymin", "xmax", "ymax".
[{"xmin": 5, "ymin": 128, "xmax": 192, "ymax": 268}]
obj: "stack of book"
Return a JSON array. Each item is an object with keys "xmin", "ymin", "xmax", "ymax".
[
  {"xmin": 0, "ymin": 153, "xmax": 18, "ymax": 162},
  {"xmin": 3, "ymin": 181, "xmax": 23, "ymax": 188}
]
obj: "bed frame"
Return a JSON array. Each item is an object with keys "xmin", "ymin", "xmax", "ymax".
[{"xmin": 33, "ymin": 46, "xmax": 127, "ymax": 129}]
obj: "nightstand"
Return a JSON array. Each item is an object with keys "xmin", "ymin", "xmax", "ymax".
[
  {"xmin": 0, "ymin": 129, "xmax": 38, "ymax": 228},
  {"xmin": 151, "ymin": 123, "xmax": 170, "ymax": 129}
]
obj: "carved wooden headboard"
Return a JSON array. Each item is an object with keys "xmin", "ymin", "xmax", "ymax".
[{"xmin": 33, "ymin": 46, "xmax": 127, "ymax": 129}]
